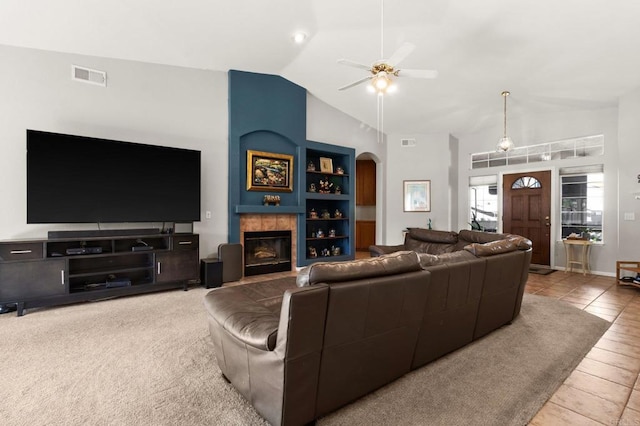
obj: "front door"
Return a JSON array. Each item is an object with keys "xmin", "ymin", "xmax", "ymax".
[{"xmin": 502, "ymin": 170, "xmax": 551, "ymax": 265}]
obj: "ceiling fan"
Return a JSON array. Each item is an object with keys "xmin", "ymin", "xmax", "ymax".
[{"xmin": 337, "ymin": 42, "xmax": 438, "ymax": 94}]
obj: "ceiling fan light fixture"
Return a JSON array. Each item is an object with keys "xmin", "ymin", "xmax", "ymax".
[
  {"xmin": 292, "ymin": 32, "xmax": 307, "ymax": 44},
  {"xmin": 369, "ymin": 71, "xmax": 395, "ymax": 94},
  {"xmin": 496, "ymin": 90, "xmax": 515, "ymax": 152}
]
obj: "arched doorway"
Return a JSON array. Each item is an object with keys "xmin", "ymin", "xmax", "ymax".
[{"xmin": 356, "ymin": 153, "xmax": 377, "ymax": 252}]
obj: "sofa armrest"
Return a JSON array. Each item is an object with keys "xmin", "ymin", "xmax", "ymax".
[
  {"xmin": 204, "ymin": 288, "xmax": 279, "ymax": 351},
  {"xmin": 369, "ymin": 244, "xmax": 405, "ymax": 257}
]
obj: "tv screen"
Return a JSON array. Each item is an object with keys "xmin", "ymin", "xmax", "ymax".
[{"xmin": 27, "ymin": 130, "xmax": 201, "ymax": 223}]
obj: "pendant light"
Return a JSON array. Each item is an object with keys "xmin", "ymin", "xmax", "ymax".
[{"xmin": 496, "ymin": 91, "xmax": 515, "ymax": 152}]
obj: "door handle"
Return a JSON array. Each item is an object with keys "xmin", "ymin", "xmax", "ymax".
[{"xmin": 544, "ymin": 216, "xmax": 550, "ymax": 226}]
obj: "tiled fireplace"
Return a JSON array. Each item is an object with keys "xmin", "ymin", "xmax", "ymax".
[{"xmin": 239, "ymin": 214, "xmax": 297, "ymax": 276}]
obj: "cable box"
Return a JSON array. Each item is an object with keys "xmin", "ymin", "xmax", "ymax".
[
  {"xmin": 131, "ymin": 246, "xmax": 154, "ymax": 252},
  {"xmin": 106, "ymin": 278, "xmax": 131, "ymax": 288},
  {"xmin": 66, "ymin": 247, "xmax": 103, "ymax": 255}
]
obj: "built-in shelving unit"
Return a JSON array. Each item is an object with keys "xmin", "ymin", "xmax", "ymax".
[{"xmin": 299, "ymin": 141, "xmax": 355, "ymax": 266}]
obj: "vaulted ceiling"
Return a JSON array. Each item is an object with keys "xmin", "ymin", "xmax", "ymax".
[{"xmin": 1, "ymin": 0, "xmax": 639, "ymax": 136}]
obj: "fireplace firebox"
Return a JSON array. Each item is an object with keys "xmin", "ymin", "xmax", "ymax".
[{"xmin": 243, "ymin": 230, "xmax": 292, "ymax": 276}]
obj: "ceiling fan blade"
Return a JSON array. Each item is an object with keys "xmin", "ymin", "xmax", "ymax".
[
  {"xmin": 337, "ymin": 59, "xmax": 371, "ymax": 71},
  {"xmin": 387, "ymin": 42, "xmax": 415, "ymax": 66},
  {"xmin": 397, "ymin": 68, "xmax": 439, "ymax": 79},
  {"xmin": 338, "ymin": 76, "xmax": 372, "ymax": 91}
]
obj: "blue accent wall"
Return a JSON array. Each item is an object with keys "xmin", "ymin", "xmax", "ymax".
[{"xmin": 228, "ymin": 70, "xmax": 307, "ymax": 243}]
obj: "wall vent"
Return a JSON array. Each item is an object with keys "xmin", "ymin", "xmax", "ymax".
[
  {"xmin": 71, "ymin": 65, "xmax": 107, "ymax": 87},
  {"xmin": 400, "ymin": 138, "xmax": 416, "ymax": 147}
]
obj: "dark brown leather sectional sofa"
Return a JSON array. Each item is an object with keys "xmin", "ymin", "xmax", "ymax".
[{"xmin": 204, "ymin": 229, "xmax": 532, "ymax": 425}]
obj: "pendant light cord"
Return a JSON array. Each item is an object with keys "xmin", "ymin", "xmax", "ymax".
[
  {"xmin": 502, "ymin": 91, "xmax": 509, "ymax": 138},
  {"xmin": 380, "ymin": 0, "xmax": 384, "ymax": 59}
]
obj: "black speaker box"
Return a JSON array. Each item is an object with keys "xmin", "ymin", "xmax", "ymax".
[{"xmin": 200, "ymin": 259, "xmax": 223, "ymax": 289}]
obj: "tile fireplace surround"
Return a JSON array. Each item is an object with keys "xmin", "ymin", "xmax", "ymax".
[{"xmin": 239, "ymin": 214, "xmax": 297, "ymax": 273}]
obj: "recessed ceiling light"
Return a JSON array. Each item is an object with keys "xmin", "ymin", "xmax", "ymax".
[{"xmin": 292, "ymin": 32, "xmax": 307, "ymax": 44}]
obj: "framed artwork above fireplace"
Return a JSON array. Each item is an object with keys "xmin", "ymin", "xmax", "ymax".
[{"xmin": 246, "ymin": 150, "xmax": 294, "ymax": 192}]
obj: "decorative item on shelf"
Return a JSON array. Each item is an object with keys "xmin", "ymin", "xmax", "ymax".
[
  {"xmin": 321, "ymin": 247, "xmax": 331, "ymax": 257},
  {"xmin": 309, "ymin": 208, "xmax": 318, "ymax": 219},
  {"xmin": 335, "ymin": 166, "xmax": 344, "ymax": 175},
  {"xmin": 328, "ymin": 229, "xmax": 336, "ymax": 238},
  {"xmin": 319, "ymin": 176, "xmax": 333, "ymax": 193},
  {"xmin": 307, "ymin": 161, "xmax": 316, "ymax": 171},
  {"xmin": 309, "ymin": 183, "xmax": 317, "ymax": 192},
  {"xmin": 320, "ymin": 157, "xmax": 333, "ymax": 173},
  {"xmin": 311, "ymin": 229, "xmax": 316, "ymax": 238},
  {"xmin": 334, "ymin": 209, "xmax": 343, "ymax": 218},
  {"xmin": 331, "ymin": 245, "xmax": 341, "ymax": 256},
  {"xmin": 427, "ymin": 218, "xmax": 432, "ymax": 229},
  {"xmin": 334, "ymin": 185, "xmax": 342, "ymax": 194},
  {"xmin": 321, "ymin": 209, "xmax": 331, "ymax": 219},
  {"xmin": 262, "ymin": 194, "xmax": 281, "ymax": 206},
  {"xmin": 316, "ymin": 228, "xmax": 324, "ymax": 238},
  {"xmin": 308, "ymin": 246, "xmax": 318, "ymax": 258}
]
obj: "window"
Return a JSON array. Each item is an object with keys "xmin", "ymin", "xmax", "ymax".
[
  {"xmin": 470, "ymin": 135, "xmax": 604, "ymax": 170},
  {"xmin": 560, "ymin": 166, "xmax": 604, "ymax": 241},
  {"xmin": 469, "ymin": 175, "xmax": 498, "ymax": 233}
]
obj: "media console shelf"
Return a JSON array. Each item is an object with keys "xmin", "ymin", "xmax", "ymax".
[{"xmin": 0, "ymin": 232, "xmax": 199, "ymax": 316}]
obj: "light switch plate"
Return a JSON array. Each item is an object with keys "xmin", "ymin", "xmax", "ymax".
[{"xmin": 624, "ymin": 212, "xmax": 635, "ymax": 221}]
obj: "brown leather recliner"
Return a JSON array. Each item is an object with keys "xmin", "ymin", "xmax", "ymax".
[{"xmin": 204, "ymin": 251, "xmax": 429, "ymax": 426}]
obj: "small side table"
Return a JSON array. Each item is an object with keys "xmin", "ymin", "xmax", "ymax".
[
  {"xmin": 200, "ymin": 259, "xmax": 223, "ymax": 289},
  {"xmin": 616, "ymin": 261, "xmax": 640, "ymax": 287},
  {"xmin": 563, "ymin": 239, "xmax": 592, "ymax": 275}
]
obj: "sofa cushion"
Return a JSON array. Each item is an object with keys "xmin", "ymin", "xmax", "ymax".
[
  {"xmin": 507, "ymin": 235, "xmax": 533, "ymax": 250},
  {"xmin": 407, "ymin": 228, "xmax": 458, "ymax": 244},
  {"xmin": 296, "ymin": 250, "xmax": 421, "ymax": 287},
  {"xmin": 204, "ymin": 278, "xmax": 297, "ymax": 351},
  {"xmin": 457, "ymin": 229, "xmax": 509, "ymax": 244},
  {"xmin": 417, "ymin": 253, "xmax": 442, "ymax": 267},
  {"xmin": 405, "ymin": 228, "xmax": 458, "ymax": 255},
  {"xmin": 418, "ymin": 250, "xmax": 477, "ymax": 268},
  {"xmin": 464, "ymin": 238, "xmax": 521, "ymax": 256}
]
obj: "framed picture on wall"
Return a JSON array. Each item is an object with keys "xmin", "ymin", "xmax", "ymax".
[
  {"xmin": 246, "ymin": 150, "xmax": 294, "ymax": 192},
  {"xmin": 403, "ymin": 180, "xmax": 431, "ymax": 212}
]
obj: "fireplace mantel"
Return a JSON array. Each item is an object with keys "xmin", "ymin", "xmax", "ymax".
[{"xmin": 234, "ymin": 205, "xmax": 304, "ymax": 214}]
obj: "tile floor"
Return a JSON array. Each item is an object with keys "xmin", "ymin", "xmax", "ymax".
[
  {"xmin": 526, "ymin": 269, "xmax": 640, "ymax": 425},
  {"xmin": 232, "ymin": 257, "xmax": 640, "ymax": 425}
]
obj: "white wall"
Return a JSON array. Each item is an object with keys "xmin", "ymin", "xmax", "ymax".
[
  {"xmin": 0, "ymin": 45, "xmax": 229, "ymax": 257},
  {"xmin": 383, "ymin": 133, "xmax": 452, "ymax": 245},
  {"xmin": 618, "ymin": 87, "xmax": 640, "ymax": 261},
  {"xmin": 455, "ymin": 106, "xmax": 622, "ymax": 274},
  {"xmin": 306, "ymin": 94, "xmax": 382, "ymax": 158}
]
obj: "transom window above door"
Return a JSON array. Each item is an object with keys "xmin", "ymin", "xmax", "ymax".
[{"xmin": 511, "ymin": 176, "xmax": 541, "ymax": 189}]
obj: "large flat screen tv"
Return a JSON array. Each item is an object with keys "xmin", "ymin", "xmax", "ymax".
[{"xmin": 27, "ymin": 130, "xmax": 201, "ymax": 223}]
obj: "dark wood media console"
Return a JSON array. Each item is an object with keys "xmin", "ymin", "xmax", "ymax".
[{"xmin": 0, "ymin": 232, "xmax": 199, "ymax": 316}]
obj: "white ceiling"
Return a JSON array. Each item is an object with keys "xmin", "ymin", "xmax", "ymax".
[{"xmin": 1, "ymin": 0, "xmax": 639, "ymax": 136}]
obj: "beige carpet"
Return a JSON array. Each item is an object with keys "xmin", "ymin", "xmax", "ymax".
[{"xmin": 0, "ymin": 286, "xmax": 608, "ymax": 426}]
